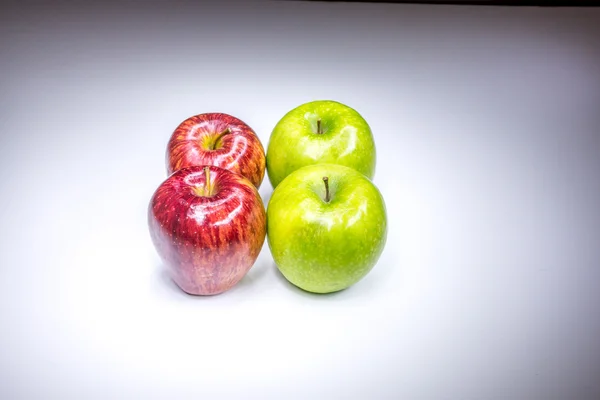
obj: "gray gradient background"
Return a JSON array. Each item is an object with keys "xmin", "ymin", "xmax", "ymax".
[{"xmin": 1, "ymin": 1, "xmax": 600, "ymax": 398}]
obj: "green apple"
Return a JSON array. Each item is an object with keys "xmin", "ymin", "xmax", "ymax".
[
  {"xmin": 266, "ymin": 100, "xmax": 376, "ymax": 188},
  {"xmin": 267, "ymin": 163, "xmax": 387, "ymax": 293}
]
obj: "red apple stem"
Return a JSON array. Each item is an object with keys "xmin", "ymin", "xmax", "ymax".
[
  {"xmin": 212, "ymin": 127, "xmax": 231, "ymax": 149},
  {"xmin": 322, "ymin": 176, "xmax": 330, "ymax": 203},
  {"xmin": 204, "ymin": 166, "xmax": 211, "ymax": 196},
  {"xmin": 317, "ymin": 118, "xmax": 322, "ymax": 134}
]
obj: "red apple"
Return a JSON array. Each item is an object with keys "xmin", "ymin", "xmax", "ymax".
[
  {"xmin": 166, "ymin": 113, "xmax": 266, "ymax": 188},
  {"xmin": 148, "ymin": 165, "xmax": 266, "ymax": 295}
]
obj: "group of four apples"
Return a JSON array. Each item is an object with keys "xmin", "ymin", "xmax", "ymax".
[{"xmin": 148, "ymin": 100, "xmax": 388, "ymax": 295}]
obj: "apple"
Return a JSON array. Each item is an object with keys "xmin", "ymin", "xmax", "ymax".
[
  {"xmin": 267, "ymin": 164, "xmax": 387, "ymax": 293},
  {"xmin": 148, "ymin": 165, "xmax": 266, "ymax": 295},
  {"xmin": 266, "ymin": 100, "xmax": 376, "ymax": 188},
  {"xmin": 167, "ymin": 112, "xmax": 266, "ymax": 188}
]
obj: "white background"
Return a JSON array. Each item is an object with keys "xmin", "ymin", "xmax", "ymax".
[{"xmin": 1, "ymin": 1, "xmax": 599, "ymax": 398}]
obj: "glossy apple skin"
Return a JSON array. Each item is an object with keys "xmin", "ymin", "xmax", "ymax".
[
  {"xmin": 149, "ymin": 165, "xmax": 266, "ymax": 295},
  {"xmin": 167, "ymin": 113, "xmax": 266, "ymax": 188},
  {"xmin": 267, "ymin": 164, "xmax": 387, "ymax": 293},
  {"xmin": 266, "ymin": 100, "xmax": 376, "ymax": 188}
]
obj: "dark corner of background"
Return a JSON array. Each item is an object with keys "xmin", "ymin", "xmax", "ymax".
[{"xmin": 287, "ymin": 0, "xmax": 596, "ymax": 7}]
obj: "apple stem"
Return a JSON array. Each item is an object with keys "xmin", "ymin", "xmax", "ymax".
[
  {"xmin": 204, "ymin": 166, "xmax": 211, "ymax": 197},
  {"xmin": 322, "ymin": 176, "xmax": 331, "ymax": 203},
  {"xmin": 212, "ymin": 127, "xmax": 231, "ymax": 149},
  {"xmin": 317, "ymin": 118, "xmax": 322, "ymax": 134}
]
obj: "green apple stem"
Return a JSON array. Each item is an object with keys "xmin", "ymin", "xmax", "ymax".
[
  {"xmin": 317, "ymin": 118, "xmax": 322, "ymax": 134},
  {"xmin": 212, "ymin": 127, "xmax": 231, "ymax": 149},
  {"xmin": 204, "ymin": 166, "xmax": 211, "ymax": 197},
  {"xmin": 322, "ymin": 176, "xmax": 331, "ymax": 203}
]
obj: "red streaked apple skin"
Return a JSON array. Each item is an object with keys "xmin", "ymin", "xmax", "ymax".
[
  {"xmin": 148, "ymin": 165, "xmax": 266, "ymax": 295},
  {"xmin": 167, "ymin": 113, "xmax": 266, "ymax": 188}
]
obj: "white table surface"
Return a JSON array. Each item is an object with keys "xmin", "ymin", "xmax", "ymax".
[{"xmin": 1, "ymin": 1, "xmax": 599, "ymax": 398}]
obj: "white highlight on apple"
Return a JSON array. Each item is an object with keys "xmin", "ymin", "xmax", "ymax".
[
  {"xmin": 213, "ymin": 202, "xmax": 244, "ymax": 227},
  {"xmin": 338, "ymin": 125, "xmax": 357, "ymax": 157},
  {"xmin": 346, "ymin": 200, "xmax": 368, "ymax": 228},
  {"xmin": 224, "ymin": 136, "xmax": 248, "ymax": 171}
]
